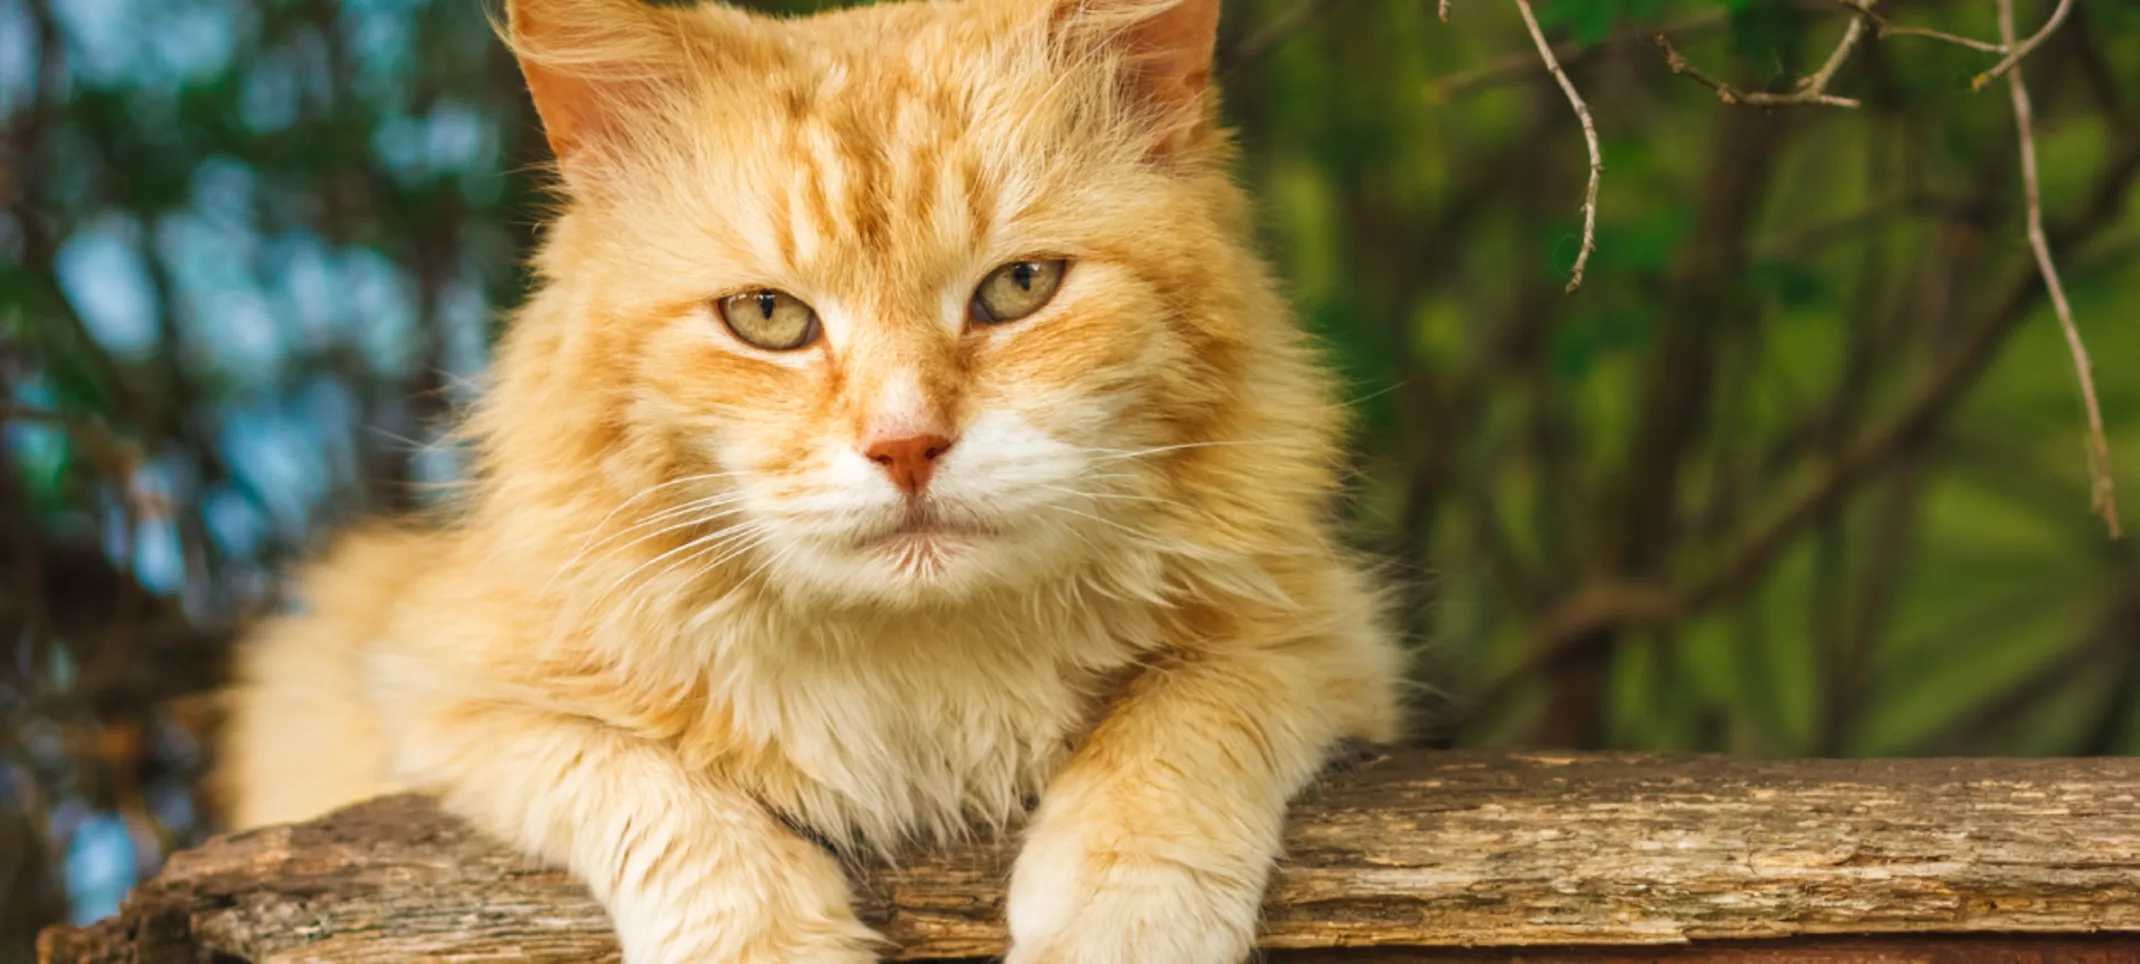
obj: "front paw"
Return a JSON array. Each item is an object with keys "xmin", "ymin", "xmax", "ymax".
[
  {"xmin": 1005, "ymin": 825, "xmax": 1264, "ymax": 964},
  {"xmin": 615, "ymin": 923, "xmax": 880, "ymax": 964},
  {"xmin": 611, "ymin": 896, "xmax": 882, "ymax": 964}
]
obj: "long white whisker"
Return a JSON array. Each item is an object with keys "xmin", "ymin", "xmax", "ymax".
[
  {"xmin": 1034, "ymin": 484, "xmax": 1173, "ymax": 506},
  {"xmin": 611, "ymin": 525, "xmax": 768, "ymax": 620},
  {"xmin": 548, "ymin": 502, "xmax": 752, "ymax": 594},
  {"xmin": 592, "ymin": 522, "xmax": 764, "ymax": 613},
  {"xmin": 1043, "ymin": 503, "xmax": 1149, "ymax": 541},
  {"xmin": 697, "ymin": 532, "xmax": 775, "ymax": 577},
  {"xmin": 634, "ymin": 525, "xmax": 774, "ymax": 608},
  {"xmin": 578, "ymin": 493, "xmax": 750, "ymax": 554},
  {"xmin": 1082, "ymin": 440, "xmax": 1277, "ymax": 464},
  {"xmin": 542, "ymin": 473, "xmax": 746, "ymax": 591},
  {"xmin": 738, "ymin": 538, "xmax": 802, "ymax": 590},
  {"xmin": 578, "ymin": 505, "xmax": 753, "ymax": 576},
  {"xmin": 568, "ymin": 472, "xmax": 740, "ymax": 547},
  {"xmin": 689, "ymin": 538, "xmax": 794, "ymax": 618},
  {"xmin": 1047, "ymin": 471, "xmax": 1143, "ymax": 485},
  {"xmin": 627, "ymin": 490, "xmax": 750, "ymax": 524}
]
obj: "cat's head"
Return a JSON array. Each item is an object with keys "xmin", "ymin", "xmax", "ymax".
[{"xmin": 494, "ymin": 0, "xmax": 1332, "ymax": 610}]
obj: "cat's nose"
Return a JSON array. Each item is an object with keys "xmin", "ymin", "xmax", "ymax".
[{"xmin": 864, "ymin": 433, "xmax": 955, "ymax": 496}]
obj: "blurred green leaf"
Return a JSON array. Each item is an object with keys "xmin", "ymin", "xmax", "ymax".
[
  {"xmin": 1728, "ymin": 0, "xmax": 1809, "ymax": 82},
  {"xmin": 1537, "ymin": 0, "xmax": 1623, "ymax": 46}
]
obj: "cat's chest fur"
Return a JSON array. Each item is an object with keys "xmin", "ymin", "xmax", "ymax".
[{"xmin": 686, "ymin": 599, "xmax": 1157, "ymax": 849}]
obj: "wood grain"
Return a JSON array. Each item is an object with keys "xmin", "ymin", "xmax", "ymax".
[{"xmin": 38, "ymin": 750, "xmax": 2140, "ymax": 962}]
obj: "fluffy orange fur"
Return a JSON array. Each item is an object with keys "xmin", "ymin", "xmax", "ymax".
[{"xmin": 218, "ymin": 0, "xmax": 1405, "ymax": 960}]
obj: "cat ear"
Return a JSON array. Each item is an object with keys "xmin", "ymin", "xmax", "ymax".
[
  {"xmin": 1054, "ymin": 0, "xmax": 1222, "ymax": 151},
  {"xmin": 1113, "ymin": 0, "xmax": 1222, "ymax": 117},
  {"xmin": 503, "ymin": 0, "xmax": 698, "ymax": 184}
]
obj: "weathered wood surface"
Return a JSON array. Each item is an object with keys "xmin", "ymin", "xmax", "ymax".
[{"xmin": 38, "ymin": 750, "xmax": 2140, "ymax": 962}]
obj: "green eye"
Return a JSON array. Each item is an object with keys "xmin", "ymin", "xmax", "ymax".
[
  {"xmin": 971, "ymin": 259, "xmax": 1067, "ymax": 324},
  {"xmin": 719, "ymin": 289, "xmax": 820, "ymax": 351}
]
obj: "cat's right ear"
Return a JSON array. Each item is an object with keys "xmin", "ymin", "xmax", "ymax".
[
  {"xmin": 503, "ymin": 0, "xmax": 698, "ymax": 187},
  {"xmin": 1044, "ymin": 0, "xmax": 1223, "ymax": 157}
]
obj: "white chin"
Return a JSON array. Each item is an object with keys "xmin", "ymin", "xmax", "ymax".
[
  {"xmin": 767, "ymin": 527, "xmax": 1070, "ymax": 608},
  {"xmin": 868, "ymin": 531, "xmax": 981, "ymax": 572},
  {"xmin": 764, "ymin": 537, "xmax": 988, "ymax": 606}
]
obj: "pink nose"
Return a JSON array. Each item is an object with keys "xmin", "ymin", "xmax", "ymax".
[{"xmin": 865, "ymin": 433, "xmax": 954, "ymax": 495}]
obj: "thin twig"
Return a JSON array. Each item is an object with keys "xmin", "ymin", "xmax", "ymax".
[
  {"xmin": 1656, "ymin": 34, "xmax": 1743, "ymax": 100},
  {"xmin": 1885, "ymin": 24, "xmax": 2006, "ymax": 51},
  {"xmin": 1655, "ymin": 0, "xmax": 1872, "ymax": 109},
  {"xmin": 1428, "ymin": 10, "xmax": 1731, "ymax": 102},
  {"xmin": 1997, "ymin": 0, "xmax": 2120, "ymax": 537},
  {"xmin": 1512, "ymin": 0, "xmax": 1599, "ymax": 293},
  {"xmin": 1797, "ymin": 11, "xmax": 1868, "ymax": 95},
  {"xmin": 1469, "ymin": 136, "xmax": 2140, "ymax": 705},
  {"xmin": 1655, "ymin": 32, "xmax": 1862, "ymax": 108},
  {"xmin": 1832, "ymin": 0, "xmax": 2009, "ymax": 53},
  {"xmin": 1975, "ymin": 0, "xmax": 2076, "ymax": 91}
]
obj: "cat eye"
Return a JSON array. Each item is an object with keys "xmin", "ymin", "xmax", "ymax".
[
  {"xmin": 719, "ymin": 289, "xmax": 820, "ymax": 351},
  {"xmin": 970, "ymin": 259, "xmax": 1067, "ymax": 325}
]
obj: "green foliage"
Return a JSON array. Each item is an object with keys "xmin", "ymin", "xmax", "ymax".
[
  {"xmin": 1235, "ymin": 0, "xmax": 2140, "ymax": 756},
  {"xmin": 1726, "ymin": 0, "xmax": 1809, "ymax": 81}
]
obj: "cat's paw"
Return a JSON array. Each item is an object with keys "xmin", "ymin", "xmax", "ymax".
[
  {"xmin": 1004, "ymin": 823, "xmax": 1262, "ymax": 964},
  {"xmin": 618, "ymin": 932, "xmax": 879, "ymax": 964},
  {"xmin": 772, "ymin": 944, "xmax": 879, "ymax": 964},
  {"xmin": 613, "ymin": 909, "xmax": 881, "ymax": 964}
]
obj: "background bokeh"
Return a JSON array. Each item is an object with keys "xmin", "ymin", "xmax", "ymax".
[{"xmin": 2, "ymin": 0, "xmax": 2136, "ymax": 954}]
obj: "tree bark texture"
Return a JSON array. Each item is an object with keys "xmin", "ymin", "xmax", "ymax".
[{"xmin": 37, "ymin": 750, "xmax": 2140, "ymax": 963}]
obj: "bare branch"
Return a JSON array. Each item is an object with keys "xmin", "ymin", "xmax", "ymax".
[
  {"xmin": 1975, "ymin": 0, "xmax": 2076, "ymax": 91},
  {"xmin": 1472, "ymin": 184, "xmax": 2140, "ymax": 702},
  {"xmin": 1997, "ymin": 0, "xmax": 2120, "ymax": 537},
  {"xmin": 1832, "ymin": 0, "xmax": 2009, "ymax": 53},
  {"xmin": 1884, "ymin": 25, "xmax": 2006, "ymax": 51},
  {"xmin": 1439, "ymin": 0, "xmax": 1450, "ymax": 23},
  {"xmin": 1512, "ymin": 0, "xmax": 1600, "ymax": 293},
  {"xmin": 1654, "ymin": 27, "xmax": 1862, "ymax": 109},
  {"xmin": 1798, "ymin": 11, "xmax": 1869, "ymax": 96},
  {"xmin": 1427, "ymin": 10, "xmax": 1730, "ymax": 102}
]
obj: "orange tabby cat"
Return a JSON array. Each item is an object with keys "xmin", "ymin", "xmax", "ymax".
[{"xmin": 218, "ymin": 0, "xmax": 1405, "ymax": 959}]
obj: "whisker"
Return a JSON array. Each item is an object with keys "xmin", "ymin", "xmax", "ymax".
[
  {"xmin": 1042, "ymin": 503, "xmax": 1149, "ymax": 542},
  {"xmin": 611, "ymin": 525, "xmax": 768, "ymax": 619},
  {"xmin": 591, "ymin": 521, "xmax": 764, "ymax": 613},
  {"xmin": 547, "ymin": 501, "xmax": 752, "ymax": 592},
  {"xmin": 639, "ymin": 525, "xmax": 774, "ymax": 600},
  {"xmin": 1345, "ymin": 380, "xmax": 1408, "ymax": 407},
  {"xmin": 573, "ymin": 472, "xmax": 742, "ymax": 544},
  {"xmin": 544, "ymin": 473, "xmax": 745, "ymax": 589},
  {"xmin": 586, "ymin": 493, "xmax": 751, "ymax": 549},
  {"xmin": 1033, "ymin": 484, "xmax": 1174, "ymax": 506},
  {"xmin": 579, "ymin": 505, "xmax": 752, "ymax": 575},
  {"xmin": 735, "ymin": 539, "xmax": 801, "ymax": 595},
  {"xmin": 1081, "ymin": 440, "xmax": 1279, "ymax": 464},
  {"xmin": 696, "ymin": 532, "xmax": 776, "ymax": 578}
]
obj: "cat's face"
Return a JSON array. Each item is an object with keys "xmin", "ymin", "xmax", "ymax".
[{"xmin": 511, "ymin": 0, "xmax": 1257, "ymax": 607}]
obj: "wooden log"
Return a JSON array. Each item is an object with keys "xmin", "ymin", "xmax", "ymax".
[{"xmin": 37, "ymin": 750, "xmax": 2140, "ymax": 963}]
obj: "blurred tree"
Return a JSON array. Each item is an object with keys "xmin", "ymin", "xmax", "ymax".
[{"xmin": 2, "ymin": 0, "xmax": 2136, "ymax": 955}]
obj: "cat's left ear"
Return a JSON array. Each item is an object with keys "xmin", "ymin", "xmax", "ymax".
[
  {"xmin": 504, "ymin": 0, "xmax": 716, "ymax": 188},
  {"xmin": 1055, "ymin": 0, "xmax": 1222, "ymax": 152}
]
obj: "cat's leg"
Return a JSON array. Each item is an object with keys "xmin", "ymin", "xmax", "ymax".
[
  {"xmin": 393, "ymin": 701, "xmax": 878, "ymax": 964},
  {"xmin": 1005, "ymin": 621, "xmax": 1401, "ymax": 964}
]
